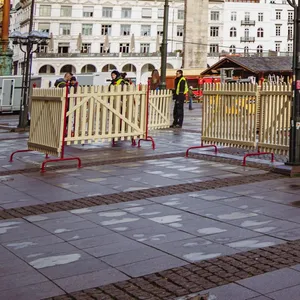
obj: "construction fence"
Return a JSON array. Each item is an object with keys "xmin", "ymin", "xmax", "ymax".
[
  {"xmin": 11, "ymin": 84, "xmax": 173, "ymax": 171},
  {"xmin": 187, "ymin": 82, "xmax": 292, "ymax": 164}
]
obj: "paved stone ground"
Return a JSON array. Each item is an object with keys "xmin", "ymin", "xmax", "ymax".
[{"xmin": 1, "ymin": 105, "xmax": 300, "ymax": 300}]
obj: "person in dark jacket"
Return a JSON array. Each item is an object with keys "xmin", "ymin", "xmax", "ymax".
[
  {"xmin": 150, "ymin": 69, "xmax": 160, "ymax": 91},
  {"xmin": 54, "ymin": 72, "xmax": 72, "ymax": 88},
  {"xmin": 110, "ymin": 70, "xmax": 128, "ymax": 87},
  {"xmin": 170, "ymin": 70, "xmax": 188, "ymax": 128}
]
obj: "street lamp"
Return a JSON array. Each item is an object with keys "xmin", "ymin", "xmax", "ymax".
[
  {"xmin": 159, "ymin": 0, "xmax": 169, "ymax": 90},
  {"xmin": 287, "ymin": 0, "xmax": 300, "ymax": 165},
  {"xmin": 9, "ymin": 30, "xmax": 49, "ymax": 128}
]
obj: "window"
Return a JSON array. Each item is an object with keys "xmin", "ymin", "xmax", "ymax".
[
  {"xmin": 58, "ymin": 42, "xmax": 69, "ymax": 53},
  {"xmin": 121, "ymin": 8, "xmax": 131, "ymax": 18},
  {"xmin": 177, "ymin": 25, "xmax": 184, "ymax": 37},
  {"xmin": 59, "ymin": 23, "xmax": 71, "ymax": 35},
  {"xmin": 257, "ymin": 27, "xmax": 264, "ymax": 38},
  {"xmin": 82, "ymin": 24, "xmax": 93, "ymax": 36},
  {"xmin": 102, "ymin": 7, "xmax": 112, "ymax": 18},
  {"xmin": 245, "ymin": 12, "xmax": 250, "ymax": 21},
  {"xmin": 81, "ymin": 43, "xmax": 91, "ymax": 53},
  {"xmin": 209, "ymin": 44, "xmax": 219, "ymax": 53},
  {"xmin": 37, "ymin": 45, "xmax": 48, "ymax": 53},
  {"xmin": 275, "ymin": 42, "xmax": 281, "ymax": 52},
  {"xmin": 276, "ymin": 11, "xmax": 281, "ymax": 20},
  {"xmin": 288, "ymin": 43, "xmax": 293, "ymax": 52},
  {"xmin": 288, "ymin": 11, "xmax": 293, "ymax": 22},
  {"xmin": 231, "ymin": 11, "xmax": 237, "ymax": 21},
  {"xmin": 275, "ymin": 25, "xmax": 281, "ymax": 36},
  {"xmin": 244, "ymin": 28, "xmax": 249, "ymax": 38},
  {"xmin": 140, "ymin": 43, "xmax": 150, "ymax": 53},
  {"xmin": 120, "ymin": 43, "xmax": 130, "ymax": 53},
  {"xmin": 83, "ymin": 7, "xmax": 94, "ymax": 17},
  {"xmin": 288, "ymin": 26, "xmax": 293, "ymax": 40},
  {"xmin": 157, "ymin": 25, "xmax": 163, "ymax": 36},
  {"xmin": 211, "ymin": 11, "xmax": 219, "ymax": 21},
  {"xmin": 210, "ymin": 26, "xmax": 219, "ymax": 37},
  {"xmin": 38, "ymin": 23, "xmax": 50, "ymax": 33},
  {"xmin": 257, "ymin": 45, "xmax": 263, "ymax": 53},
  {"xmin": 178, "ymin": 9, "xmax": 184, "ymax": 20},
  {"xmin": 60, "ymin": 6, "xmax": 71, "ymax": 17},
  {"xmin": 39, "ymin": 5, "xmax": 51, "ymax": 17},
  {"xmin": 100, "ymin": 43, "xmax": 110, "ymax": 53},
  {"xmin": 230, "ymin": 27, "xmax": 236, "ymax": 37},
  {"xmin": 229, "ymin": 45, "xmax": 236, "ymax": 54},
  {"xmin": 158, "ymin": 9, "xmax": 164, "ymax": 18},
  {"xmin": 121, "ymin": 24, "xmax": 131, "ymax": 36},
  {"xmin": 258, "ymin": 12, "xmax": 263, "ymax": 21},
  {"xmin": 141, "ymin": 25, "xmax": 151, "ymax": 36},
  {"xmin": 142, "ymin": 8, "xmax": 152, "ymax": 18},
  {"xmin": 101, "ymin": 25, "xmax": 112, "ymax": 35},
  {"xmin": 244, "ymin": 46, "xmax": 249, "ymax": 54}
]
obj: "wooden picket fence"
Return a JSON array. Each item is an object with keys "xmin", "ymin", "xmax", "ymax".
[
  {"xmin": 199, "ymin": 82, "xmax": 292, "ymax": 156},
  {"xmin": 28, "ymin": 88, "xmax": 65, "ymax": 156},
  {"xmin": 148, "ymin": 89, "xmax": 173, "ymax": 130}
]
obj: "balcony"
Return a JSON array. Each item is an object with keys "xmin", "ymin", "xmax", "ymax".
[
  {"xmin": 207, "ymin": 52, "xmax": 220, "ymax": 57},
  {"xmin": 240, "ymin": 36, "xmax": 255, "ymax": 42},
  {"xmin": 35, "ymin": 52, "xmax": 177, "ymax": 58},
  {"xmin": 241, "ymin": 20, "xmax": 256, "ymax": 26}
]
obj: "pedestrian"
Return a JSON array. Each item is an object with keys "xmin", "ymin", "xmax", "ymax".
[
  {"xmin": 54, "ymin": 72, "xmax": 72, "ymax": 88},
  {"xmin": 170, "ymin": 70, "xmax": 188, "ymax": 128},
  {"xmin": 150, "ymin": 69, "xmax": 160, "ymax": 91},
  {"xmin": 110, "ymin": 70, "xmax": 128, "ymax": 88},
  {"xmin": 120, "ymin": 72, "xmax": 132, "ymax": 85},
  {"xmin": 188, "ymin": 86, "xmax": 194, "ymax": 110}
]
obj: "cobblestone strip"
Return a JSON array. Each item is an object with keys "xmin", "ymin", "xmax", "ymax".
[
  {"xmin": 44, "ymin": 240, "xmax": 300, "ymax": 300},
  {"xmin": 0, "ymin": 172, "xmax": 283, "ymax": 220}
]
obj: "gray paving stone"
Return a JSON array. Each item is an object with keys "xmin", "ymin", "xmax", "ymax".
[
  {"xmin": 202, "ymin": 283, "xmax": 259, "ymax": 300},
  {"xmin": 69, "ymin": 233, "xmax": 130, "ymax": 249},
  {"xmin": 55, "ymin": 226, "xmax": 113, "ymax": 241},
  {"xmin": 219, "ymin": 185, "xmax": 269, "ymax": 196},
  {"xmin": 190, "ymin": 189, "xmax": 239, "ymax": 201},
  {"xmin": 85, "ymin": 239, "xmax": 147, "ymax": 257},
  {"xmin": 54, "ymin": 268, "xmax": 129, "ymax": 292},
  {"xmin": 39, "ymin": 257, "xmax": 110, "ymax": 280},
  {"xmin": 101, "ymin": 246, "xmax": 164, "ymax": 267},
  {"xmin": 267, "ymin": 285, "xmax": 300, "ymax": 299},
  {"xmin": 0, "ymin": 281, "xmax": 64, "ymax": 300},
  {"xmin": 250, "ymin": 191, "xmax": 300, "ymax": 205},
  {"xmin": 227, "ymin": 236, "xmax": 286, "ymax": 251},
  {"xmin": 238, "ymin": 268, "xmax": 300, "ymax": 294},
  {"xmin": 268, "ymin": 228, "xmax": 300, "ymax": 241},
  {"xmin": 0, "ymin": 257, "xmax": 34, "ymax": 276},
  {"xmin": 117, "ymin": 254, "xmax": 187, "ymax": 277},
  {"xmin": 0, "ymin": 270, "xmax": 48, "ymax": 291}
]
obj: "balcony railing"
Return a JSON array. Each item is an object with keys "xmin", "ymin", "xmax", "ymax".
[
  {"xmin": 35, "ymin": 52, "xmax": 178, "ymax": 58},
  {"xmin": 241, "ymin": 20, "xmax": 256, "ymax": 26},
  {"xmin": 288, "ymin": 34, "xmax": 293, "ymax": 40},
  {"xmin": 207, "ymin": 52, "xmax": 220, "ymax": 57},
  {"xmin": 240, "ymin": 36, "xmax": 255, "ymax": 42}
]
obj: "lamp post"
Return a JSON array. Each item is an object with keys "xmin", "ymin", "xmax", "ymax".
[
  {"xmin": 287, "ymin": 0, "xmax": 300, "ymax": 165},
  {"xmin": 9, "ymin": 30, "xmax": 49, "ymax": 128},
  {"xmin": 159, "ymin": 0, "xmax": 169, "ymax": 90}
]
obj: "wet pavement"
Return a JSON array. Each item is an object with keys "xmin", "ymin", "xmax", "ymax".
[{"xmin": 0, "ymin": 105, "xmax": 300, "ymax": 300}]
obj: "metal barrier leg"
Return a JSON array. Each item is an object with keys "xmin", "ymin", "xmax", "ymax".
[
  {"xmin": 45, "ymin": 153, "xmax": 49, "ymax": 159},
  {"xmin": 137, "ymin": 136, "xmax": 156, "ymax": 150},
  {"xmin": 9, "ymin": 149, "xmax": 33, "ymax": 162},
  {"xmin": 41, "ymin": 157, "xmax": 82, "ymax": 173},
  {"xmin": 112, "ymin": 139, "xmax": 116, "ymax": 147},
  {"xmin": 186, "ymin": 145, "xmax": 218, "ymax": 157},
  {"xmin": 131, "ymin": 138, "xmax": 136, "ymax": 146},
  {"xmin": 242, "ymin": 152, "xmax": 274, "ymax": 166}
]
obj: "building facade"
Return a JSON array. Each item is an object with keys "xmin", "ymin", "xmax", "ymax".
[
  {"xmin": 11, "ymin": 0, "xmax": 184, "ymax": 84},
  {"xmin": 10, "ymin": 0, "xmax": 296, "ymax": 81}
]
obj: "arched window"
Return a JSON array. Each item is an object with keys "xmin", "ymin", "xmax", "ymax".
[
  {"xmin": 257, "ymin": 28, "xmax": 264, "ymax": 38},
  {"xmin": 229, "ymin": 45, "xmax": 236, "ymax": 54},
  {"xmin": 230, "ymin": 27, "xmax": 237, "ymax": 37},
  {"xmin": 244, "ymin": 46, "xmax": 249, "ymax": 54},
  {"xmin": 257, "ymin": 45, "xmax": 263, "ymax": 53}
]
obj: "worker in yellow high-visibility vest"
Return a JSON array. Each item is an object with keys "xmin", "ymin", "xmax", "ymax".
[{"xmin": 170, "ymin": 70, "xmax": 188, "ymax": 128}]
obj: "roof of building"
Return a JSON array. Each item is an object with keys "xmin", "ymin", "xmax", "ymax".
[{"xmin": 202, "ymin": 56, "xmax": 293, "ymax": 75}]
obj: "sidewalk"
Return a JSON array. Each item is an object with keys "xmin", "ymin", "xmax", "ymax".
[{"xmin": 0, "ymin": 105, "xmax": 300, "ymax": 300}]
